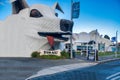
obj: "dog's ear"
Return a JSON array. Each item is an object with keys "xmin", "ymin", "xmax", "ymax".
[
  {"xmin": 10, "ymin": 0, "xmax": 29, "ymax": 14},
  {"xmin": 52, "ymin": 2, "xmax": 64, "ymax": 14}
]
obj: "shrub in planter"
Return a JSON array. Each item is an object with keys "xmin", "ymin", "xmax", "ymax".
[{"xmin": 31, "ymin": 51, "xmax": 40, "ymax": 58}]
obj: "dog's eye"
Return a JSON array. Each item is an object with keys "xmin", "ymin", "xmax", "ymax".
[
  {"xmin": 30, "ymin": 9, "xmax": 43, "ymax": 18},
  {"xmin": 55, "ymin": 13, "xmax": 58, "ymax": 17}
]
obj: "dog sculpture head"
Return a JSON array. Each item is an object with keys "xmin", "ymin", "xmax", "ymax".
[{"xmin": 0, "ymin": 0, "xmax": 73, "ymax": 57}]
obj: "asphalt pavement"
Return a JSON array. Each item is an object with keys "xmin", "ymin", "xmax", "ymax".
[
  {"xmin": 0, "ymin": 54, "xmax": 120, "ymax": 80},
  {"xmin": 0, "ymin": 57, "xmax": 90, "ymax": 80},
  {"xmin": 27, "ymin": 59, "xmax": 120, "ymax": 80}
]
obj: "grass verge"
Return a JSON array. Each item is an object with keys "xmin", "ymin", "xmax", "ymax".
[{"xmin": 98, "ymin": 52, "xmax": 120, "ymax": 56}]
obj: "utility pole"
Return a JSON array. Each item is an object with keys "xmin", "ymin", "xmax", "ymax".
[{"xmin": 70, "ymin": 0, "xmax": 73, "ymax": 59}]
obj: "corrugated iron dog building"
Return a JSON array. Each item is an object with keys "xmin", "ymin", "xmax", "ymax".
[{"xmin": 0, "ymin": 0, "xmax": 73, "ymax": 57}]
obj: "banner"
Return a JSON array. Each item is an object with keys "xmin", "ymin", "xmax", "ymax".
[
  {"xmin": 72, "ymin": 2, "xmax": 80, "ymax": 18},
  {"xmin": 111, "ymin": 37, "xmax": 116, "ymax": 42}
]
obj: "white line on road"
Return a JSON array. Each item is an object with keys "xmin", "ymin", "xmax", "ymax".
[
  {"xmin": 111, "ymin": 76, "xmax": 120, "ymax": 80},
  {"xmin": 106, "ymin": 72, "xmax": 120, "ymax": 80}
]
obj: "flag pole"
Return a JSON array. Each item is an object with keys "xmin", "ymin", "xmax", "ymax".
[
  {"xmin": 71, "ymin": 0, "xmax": 73, "ymax": 20},
  {"xmin": 70, "ymin": 0, "xmax": 73, "ymax": 59}
]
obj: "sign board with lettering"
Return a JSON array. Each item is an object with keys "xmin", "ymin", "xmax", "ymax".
[{"xmin": 38, "ymin": 50, "xmax": 61, "ymax": 56}]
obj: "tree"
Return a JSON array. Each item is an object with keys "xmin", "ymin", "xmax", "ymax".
[{"xmin": 104, "ymin": 35, "xmax": 110, "ymax": 40}]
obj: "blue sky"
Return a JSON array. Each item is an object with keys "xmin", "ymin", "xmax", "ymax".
[{"xmin": 0, "ymin": 0, "xmax": 120, "ymax": 41}]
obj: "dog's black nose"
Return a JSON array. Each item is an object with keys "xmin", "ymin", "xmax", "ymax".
[{"xmin": 60, "ymin": 19, "xmax": 74, "ymax": 32}]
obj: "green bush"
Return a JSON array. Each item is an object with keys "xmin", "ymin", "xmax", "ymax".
[
  {"xmin": 31, "ymin": 50, "xmax": 70, "ymax": 59},
  {"xmin": 61, "ymin": 50, "xmax": 70, "ymax": 59},
  {"xmin": 98, "ymin": 51, "xmax": 114, "ymax": 56},
  {"xmin": 31, "ymin": 51, "xmax": 40, "ymax": 58},
  {"xmin": 39, "ymin": 50, "xmax": 70, "ymax": 59}
]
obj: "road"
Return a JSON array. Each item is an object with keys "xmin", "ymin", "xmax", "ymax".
[
  {"xmin": 0, "ymin": 57, "xmax": 85, "ymax": 80},
  {"xmin": 0, "ymin": 57, "xmax": 120, "ymax": 80},
  {"xmin": 29, "ymin": 60, "xmax": 120, "ymax": 80}
]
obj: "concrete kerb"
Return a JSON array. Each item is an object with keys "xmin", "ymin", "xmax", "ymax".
[{"xmin": 97, "ymin": 58, "xmax": 120, "ymax": 64}]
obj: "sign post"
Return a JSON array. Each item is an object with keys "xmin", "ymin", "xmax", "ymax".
[
  {"xmin": 70, "ymin": 0, "xmax": 80, "ymax": 59},
  {"xmin": 70, "ymin": 0, "xmax": 73, "ymax": 59}
]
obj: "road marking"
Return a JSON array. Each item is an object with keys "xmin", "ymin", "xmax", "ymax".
[
  {"xmin": 106, "ymin": 72, "xmax": 120, "ymax": 80},
  {"xmin": 111, "ymin": 76, "xmax": 120, "ymax": 80}
]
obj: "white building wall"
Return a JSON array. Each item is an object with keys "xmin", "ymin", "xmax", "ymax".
[{"xmin": 64, "ymin": 30, "xmax": 113, "ymax": 52}]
